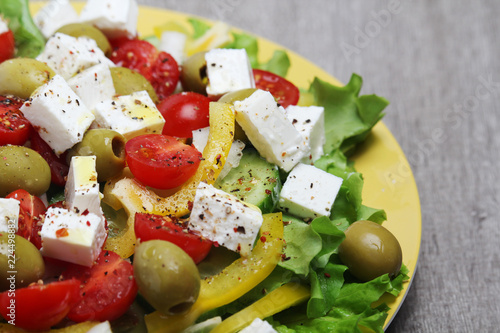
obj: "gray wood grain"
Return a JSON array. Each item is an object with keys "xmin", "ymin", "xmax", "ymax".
[
  {"xmin": 132, "ymin": 1, "xmax": 499, "ymax": 331},
  {"xmin": 31, "ymin": 0, "xmax": 500, "ymax": 331}
]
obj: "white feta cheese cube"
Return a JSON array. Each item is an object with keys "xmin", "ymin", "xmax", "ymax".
[
  {"xmin": 65, "ymin": 156, "xmax": 103, "ymax": 217},
  {"xmin": 234, "ymin": 90, "xmax": 310, "ymax": 172},
  {"xmin": 285, "ymin": 105, "xmax": 326, "ymax": 164},
  {"xmin": 189, "ymin": 182, "xmax": 263, "ymax": 257},
  {"xmin": 92, "ymin": 91, "xmax": 165, "ymax": 140},
  {"xmin": 0, "ymin": 198, "xmax": 20, "ymax": 233},
  {"xmin": 67, "ymin": 63, "xmax": 116, "ymax": 111},
  {"xmin": 159, "ymin": 31, "xmax": 187, "ymax": 64},
  {"xmin": 205, "ymin": 48, "xmax": 255, "ymax": 98},
  {"xmin": 0, "ymin": 17, "xmax": 9, "ymax": 34},
  {"xmin": 33, "ymin": 0, "xmax": 79, "ymax": 38},
  {"xmin": 279, "ymin": 163, "xmax": 343, "ymax": 219},
  {"xmin": 192, "ymin": 127, "xmax": 245, "ymax": 180},
  {"xmin": 20, "ymin": 75, "xmax": 95, "ymax": 156},
  {"xmin": 240, "ymin": 318, "xmax": 277, "ymax": 333},
  {"xmin": 37, "ymin": 33, "xmax": 115, "ymax": 80},
  {"xmin": 41, "ymin": 206, "xmax": 107, "ymax": 267},
  {"xmin": 86, "ymin": 321, "xmax": 113, "ymax": 333},
  {"xmin": 79, "ymin": 0, "xmax": 139, "ymax": 39}
]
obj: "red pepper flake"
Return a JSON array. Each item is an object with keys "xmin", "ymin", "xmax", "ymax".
[
  {"xmin": 260, "ymin": 236, "xmax": 267, "ymax": 243},
  {"xmin": 81, "ymin": 209, "xmax": 90, "ymax": 216},
  {"xmin": 324, "ymin": 273, "xmax": 331, "ymax": 278},
  {"xmin": 215, "ymin": 154, "xmax": 222, "ymax": 165},
  {"xmin": 86, "ymin": 221, "xmax": 91, "ymax": 226},
  {"xmin": 245, "ymin": 187, "xmax": 252, "ymax": 192},
  {"xmin": 56, "ymin": 228, "xmax": 69, "ymax": 238},
  {"xmin": 265, "ymin": 189, "xmax": 272, "ymax": 195}
]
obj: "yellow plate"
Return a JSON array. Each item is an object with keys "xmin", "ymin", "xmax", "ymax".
[{"xmin": 29, "ymin": 2, "xmax": 422, "ymax": 330}]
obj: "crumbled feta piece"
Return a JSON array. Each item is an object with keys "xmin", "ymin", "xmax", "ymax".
[
  {"xmin": 79, "ymin": 0, "xmax": 139, "ymax": 39},
  {"xmin": 20, "ymin": 75, "xmax": 95, "ymax": 156},
  {"xmin": 37, "ymin": 33, "xmax": 115, "ymax": 80},
  {"xmin": 33, "ymin": 0, "xmax": 79, "ymax": 38},
  {"xmin": 65, "ymin": 156, "xmax": 103, "ymax": 217},
  {"xmin": 279, "ymin": 163, "xmax": 343, "ymax": 219},
  {"xmin": 239, "ymin": 318, "xmax": 277, "ymax": 333},
  {"xmin": 192, "ymin": 127, "xmax": 245, "ymax": 180},
  {"xmin": 67, "ymin": 63, "xmax": 116, "ymax": 111},
  {"xmin": 285, "ymin": 105, "xmax": 326, "ymax": 164},
  {"xmin": 0, "ymin": 199, "xmax": 20, "ymax": 233},
  {"xmin": 41, "ymin": 206, "xmax": 107, "ymax": 267},
  {"xmin": 91, "ymin": 91, "xmax": 165, "ymax": 140},
  {"xmin": 86, "ymin": 321, "xmax": 113, "ymax": 333},
  {"xmin": 205, "ymin": 48, "xmax": 255, "ymax": 98},
  {"xmin": 159, "ymin": 31, "xmax": 187, "ymax": 64},
  {"xmin": 189, "ymin": 182, "xmax": 263, "ymax": 257},
  {"xmin": 234, "ymin": 90, "xmax": 310, "ymax": 172},
  {"xmin": 0, "ymin": 17, "xmax": 9, "ymax": 34}
]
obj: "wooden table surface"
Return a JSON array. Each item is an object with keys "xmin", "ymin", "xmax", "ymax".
[
  {"xmin": 133, "ymin": 1, "xmax": 499, "ymax": 331},
  {"xmin": 30, "ymin": 0, "xmax": 500, "ymax": 331}
]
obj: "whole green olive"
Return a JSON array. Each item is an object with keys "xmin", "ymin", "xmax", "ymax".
[
  {"xmin": 133, "ymin": 240, "xmax": 201, "ymax": 315},
  {"xmin": 218, "ymin": 88, "xmax": 258, "ymax": 143},
  {"xmin": 110, "ymin": 67, "xmax": 159, "ymax": 103},
  {"xmin": 180, "ymin": 51, "xmax": 208, "ymax": 94},
  {"xmin": 0, "ymin": 234, "xmax": 45, "ymax": 292},
  {"xmin": 338, "ymin": 220, "xmax": 402, "ymax": 282},
  {"xmin": 56, "ymin": 23, "xmax": 112, "ymax": 56},
  {"xmin": 0, "ymin": 58, "xmax": 55, "ymax": 99},
  {"xmin": 67, "ymin": 129, "xmax": 126, "ymax": 182},
  {"xmin": 0, "ymin": 146, "xmax": 51, "ymax": 197}
]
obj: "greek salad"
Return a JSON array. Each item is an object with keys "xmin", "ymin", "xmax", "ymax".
[{"xmin": 0, "ymin": 0, "xmax": 409, "ymax": 332}]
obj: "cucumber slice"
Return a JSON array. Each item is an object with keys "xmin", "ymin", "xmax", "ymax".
[{"xmin": 215, "ymin": 148, "xmax": 281, "ymax": 213}]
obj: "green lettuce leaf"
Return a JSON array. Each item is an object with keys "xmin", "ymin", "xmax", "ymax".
[
  {"xmin": 307, "ymin": 74, "xmax": 388, "ymax": 156},
  {"xmin": 188, "ymin": 18, "xmax": 212, "ymax": 39},
  {"xmin": 0, "ymin": 0, "xmax": 45, "ymax": 58}
]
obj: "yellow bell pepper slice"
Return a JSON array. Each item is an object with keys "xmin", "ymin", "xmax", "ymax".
[
  {"xmin": 145, "ymin": 213, "xmax": 285, "ymax": 333},
  {"xmin": 210, "ymin": 282, "xmax": 311, "ymax": 333},
  {"xmin": 103, "ymin": 102, "xmax": 235, "ymax": 258}
]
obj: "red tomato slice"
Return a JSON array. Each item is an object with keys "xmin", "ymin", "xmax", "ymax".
[
  {"xmin": 135, "ymin": 213, "xmax": 212, "ymax": 264},
  {"xmin": 253, "ymin": 69, "xmax": 300, "ymax": 108},
  {"xmin": 0, "ymin": 30, "xmax": 15, "ymax": 63},
  {"xmin": 0, "ymin": 279, "xmax": 81, "ymax": 331},
  {"xmin": 110, "ymin": 39, "xmax": 180, "ymax": 100},
  {"xmin": 30, "ymin": 131, "xmax": 69, "ymax": 187},
  {"xmin": 125, "ymin": 134, "xmax": 202, "ymax": 189},
  {"xmin": 6, "ymin": 189, "xmax": 46, "ymax": 249},
  {"xmin": 62, "ymin": 250, "xmax": 138, "ymax": 322},
  {"xmin": 157, "ymin": 92, "xmax": 211, "ymax": 138},
  {"xmin": 0, "ymin": 95, "xmax": 32, "ymax": 146}
]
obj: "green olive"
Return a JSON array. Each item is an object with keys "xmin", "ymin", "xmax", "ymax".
[
  {"xmin": 0, "ymin": 234, "xmax": 45, "ymax": 292},
  {"xmin": 110, "ymin": 67, "xmax": 159, "ymax": 103},
  {"xmin": 67, "ymin": 129, "xmax": 126, "ymax": 182},
  {"xmin": 218, "ymin": 88, "xmax": 258, "ymax": 143},
  {"xmin": 0, "ymin": 58, "xmax": 55, "ymax": 99},
  {"xmin": 56, "ymin": 23, "xmax": 112, "ymax": 56},
  {"xmin": 0, "ymin": 146, "xmax": 51, "ymax": 197},
  {"xmin": 133, "ymin": 240, "xmax": 200, "ymax": 315},
  {"xmin": 180, "ymin": 51, "xmax": 208, "ymax": 94},
  {"xmin": 338, "ymin": 220, "xmax": 402, "ymax": 282}
]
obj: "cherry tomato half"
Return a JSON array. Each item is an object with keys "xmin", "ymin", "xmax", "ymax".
[
  {"xmin": 135, "ymin": 213, "xmax": 212, "ymax": 264},
  {"xmin": 30, "ymin": 131, "xmax": 69, "ymax": 187},
  {"xmin": 125, "ymin": 134, "xmax": 202, "ymax": 189},
  {"xmin": 0, "ymin": 95, "xmax": 32, "ymax": 146},
  {"xmin": 253, "ymin": 69, "xmax": 300, "ymax": 108},
  {"xmin": 0, "ymin": 30, "xmax": 15, "ymax": 63},
  {"xmin": 0, "ymin": 279, "xmax": 81, "ymax": 331},
  {"xmin": 157, "ymin": 92, "xmax": 211, "ymax": 138},
  {"xmin": 110, "ymin": 38, "xmax": 179, "ymax": 100},
  {"xmin": 6, "ymin": 189, "xmax": 46, "ymax": 249},
  {"xmin": 62, "ymin": 250, "xmax": 138, "ymax": 322}
]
